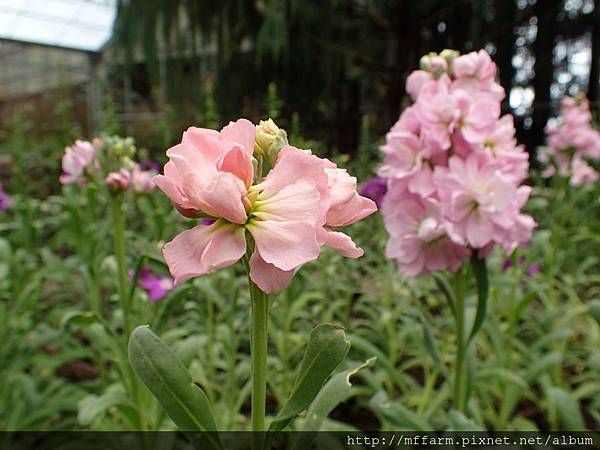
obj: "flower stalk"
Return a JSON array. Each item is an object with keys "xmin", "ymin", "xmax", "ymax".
[
  {"xmin": 111, "ymin": 194, "xmax": 132, "ymax": 338},
  {"xmin": 452, "ymin": 267, "xmax": 468, "ymax": 412}
]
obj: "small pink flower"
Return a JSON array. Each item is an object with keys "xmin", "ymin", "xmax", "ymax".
[
  {"xmin": 60, "ymin": 140, "xmax": 96, "ymax": 184},
  {"xmin": 451, "ymin": 49, "xmax": 505, "ymax": 101},
  {"xmin": 415, "ymin": 76, "xmax": 460, "ymax": 151},
  {"xmin": 383, "ymin": 186, "xmax": 469, "ymax": 276},
  {"xmin": 406, "ymin": 70, "xmax": 433, "ymax": 101},
  {"xmin": 106, "ymin": 168, "xmax": 132, "ymax": 191},
  {"xmin": 155, "ymin": 120, "xmax": 376, "ymax": 293},
  {"xmin": 132, "ymin": 164, "xmax": 156, "ymax": 193},
  {"xmin": 570, "ymin": 156, "xmax": 599, "ymax": 186},
  {"xmin": 481, "ymin": 115, "xmax": 529, "ymax": 184},
  {"xmin": 543, "ymin": 94, "xmax": 600, "ymax": 184}
]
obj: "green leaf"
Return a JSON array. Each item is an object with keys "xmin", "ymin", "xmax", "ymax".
[
  {"xmin": 369, "ymin": 391, "xmax": 431, "ymax": 431},
  {"xmin": 548, "ymin": 387, "xmax": 586, "ymax": 431},
  {"xmin": 78, "ymin": 385, "xmax": 134, "ymax": 426},
  {"xmin": 587, "ymin": 299, "xmax": 600, "ymax": 325},
  {"xmin": 128, "ymin": 326, "xmax": 221, "ymax": 449},
  {"xmin": 268, "ymin": 324, "xmax": 351, "ymax": 434},
  {"xmin": 468, "ymin": 254, "xmax": 489, "ymax": 342},
  {"xmin": 297, "ymin": 357, "xmax": 376, "ymax": 430},
  {"xmin": 433, "ymin": 272, "xmax": 456, "ymax": 315},
  {"xmin": 417, "ymin": 311, "xmax": 446, "ymax": 375},
  {"xmin": 60, "ymin": 311, "xmax": 102, "ymax": 330},
  {"xmin": 447, "ymin": 409, "xmax": 483, "ymax": 431},
  {"xmin": 525, "ymin": 352, "xmax": 562, "ymax": 383}
]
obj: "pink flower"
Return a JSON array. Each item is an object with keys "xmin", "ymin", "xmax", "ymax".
[
  {"xmin": 415, "ymin": 76, "xmax": 460, "ymax": 151},
  {"xmin": 434, "ymin": 154, "xmax": 533, "ymax": 250},
  {"xmin": 132, "ymin": 164, "xmax": 156, "ymax": 193},
  {"xmin": 106, "ymin": 168, "xmax": 132, "ymax": 191},
  {"xmin": 570, "ymin": 156, "xmax": 599, "ymax": 186},
  {"xmin": 543, "ymin": 94, "xmax": 600, "ymax": 184},
  {"xmin": 406, "ymin": 70, "xmax": 433, "ymax": 101},
  {"xmin": 155, "ymin": 119, "xmax": 376, "ymax": 293},
  {"xmin": 481, "ymin": 115, "xmax": 529, "ymax": 184},
  {"xmin": 60, "ymin": 140, "xmax": 96, "ymax": 184},
  {"xmin": 451, "ymin": 49, "xmax": 505, "ymax": 101},
  {"xmin": 379, "ymin": 49, "xmax": 536, "ymax": 277},
  {"xmin": 378, "ymin": 107, "xmax": 437, "ymax": 197},
  {"xmin": 383, "ymin": 186, "xmax": 469, "ymax": 276}
]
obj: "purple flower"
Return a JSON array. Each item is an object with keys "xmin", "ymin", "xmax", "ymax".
[
  {"xmin": 526, "ymin": 262, "xmax": 540, "ymax": 277},
  {"xmin": 502, "ymin": 256, "xmax": 540, "ymax": 277},
  {"xmin": 359, "ymin": 177, "xmax": 387, "ymax": 207},
  {"xmin": 0, "ymin": 184, "xmax": 12, "ymax": 211},
  {"xmin": 143, "ymin": 161, "xmax": 162, "ymax": 172},
  {"xmin": 200, "ymin": 218, "xmax": 217, "ymax": 225},
  {"xmin": 137, "ymin": 268, "xmax": 174, "ymax": 301}
]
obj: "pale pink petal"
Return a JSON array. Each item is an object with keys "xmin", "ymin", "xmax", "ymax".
[
  {"xmin": 249, "ymin": 250, "xmax": 295, "ymax": 293},
  {"xmin": 247, "ymin": 220, "xmax": 320, "ymax": 271},
  {"xmin": 257, "ymin": 146, "xmax": 333, "ymax": 199},
  {"xmin": 326, "ymin": 194, "xmax": 377, "ymax": 227},
  {"xmin": 194, "ymin": 172, "xmax": 248, "ymax": 224},
  {"xmin": 181, "ymin": 127, "xmax": 221, "ymax": 162},
  {"xmin": 218, "ymin": 145, "xmax": 254, "ymax": 187},
  {"xmin": 323, "ymin": 230, "xmax": 364, "ymax": 258},
  {"xmin": 163, "ymin": 222, "xmax": 246, "ymax": 284},
  {"xmin": 219, "ymin": 118, "xmax": 256, "ymax": 156},
  {"xmin": 252, "ymin": 180, "xmax": 322, "ymax": 223},
  {"xmin": 466, "ymin": 213, "xmax": 492, "ymax": 248},
  {"xmin": 153, "ymin": 173, "xmax": 186, "ymax": 206}
]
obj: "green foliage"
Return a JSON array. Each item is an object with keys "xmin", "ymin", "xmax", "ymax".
[{"xmin": 1, "ymin": 123, "xmax": 600, "ymax": 434}]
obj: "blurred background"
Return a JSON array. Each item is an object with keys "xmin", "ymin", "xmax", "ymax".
[{"xmin": 0, "ymin": 0, "xmax": 599, "ymax": 194}]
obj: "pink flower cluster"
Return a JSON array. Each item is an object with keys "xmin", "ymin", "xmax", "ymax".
[
  {"xmin": 106, "ymin": 164, "xmax": 156, "ymax": 193},
  {"xmin": 154, "ymin": 119, "xmax": 377, "ymax": 293},
  {"xmin": 59, "ymin": 138, "xmax": 156, "ymax": 193},
  {"xmin": 540, "ymin": 95, "xmax": 600, "ymax": 186},
  {"xmin": 379, "ymin": 49, "xmax": 536, "ymax": 277},
  {"xmin": 60, "ymin": 140, "xmax": 98, "ymax": 184}
]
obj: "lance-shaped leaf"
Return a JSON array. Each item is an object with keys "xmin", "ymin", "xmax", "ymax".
[
  {"xmin": 369, "ymin": 391, "xmax": 431, "ymax": 431},
  {"xmin": 268, "ymin": 324, "xmax": 350, "ymax": 435},
  {"xmin": 128, "ymin": 326, "xmax": 221, "ymax": 450},
  {"xmin": 290, "ymin": 357, "xmax": 376, "ymax": 450},
  {"xmin": 468, "ymin": 254, "xmax": 489, "ymax": 342}
]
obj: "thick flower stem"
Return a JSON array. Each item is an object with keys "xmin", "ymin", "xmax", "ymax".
[
  {"xmin": 249, "ymin": 278, "xmax": 269, "ymax": 435},
  {"xmin": 453, "ymin": 269, "xmax": 468, "ymax": 413},
  {"xmin": 111, "ymin": 195, "xmax": 131, "ymax": 339}
]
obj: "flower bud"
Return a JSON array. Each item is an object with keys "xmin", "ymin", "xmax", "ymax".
[
  {"xmin": 255, "ymin": 118, "xmax": 288, "ymax": 164},
  {"xmin": 439, "ymin": 48, "xmax": 460, "ymax": 65},
  {"xmin": 106, "ymin": 168, "xmax": 131, "ymax": 191},
  {"xmin": 419, "ymin": 52, "xmax": 448, "ymax": 78}
]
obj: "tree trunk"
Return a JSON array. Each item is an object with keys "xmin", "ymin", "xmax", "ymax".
[
  {"xmin": 588, "ymin": 15, "xmax": 600, "ymax": 115},
  {"xmin": 530, "ymin": 0, "xmax": 560, "ymax": 152}
]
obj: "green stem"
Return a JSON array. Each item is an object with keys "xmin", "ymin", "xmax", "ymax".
[
  {"xmin": 111, "ymin": 195, "xmax": 131, "ymax": 339},
  {"xmin": 249, "ymin": 278, "xmax": 269, "ymax": 433},
  {"xmin": 453, "ymin": 269, "xmax": 468, "ymax": 413}
]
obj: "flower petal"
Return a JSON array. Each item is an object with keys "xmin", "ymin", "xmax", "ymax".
[
  {"xmin": 249, "ymin": 250, "xmax": 295, "ymax": 293},
  {"xmin": 163, "ymin": 221, "xmax": 246, "ymax": 284},
  {"xmin": 247, "ymin": 220, "xmax": 320, "ymax": 271},
  {"xmin": 219, "ymin": 118, "xmax": 256, "ymax": 156},
  {"xmin": 253, "ymin": 180, "xmax": 321, "ymax": 223},
  {"xmin": 218, "ymin": 145, "xmax": 254, "ymax": 187},
  {"xmin": 322, "ymin": 230, "xmax": 364, "ymax": 258}
]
